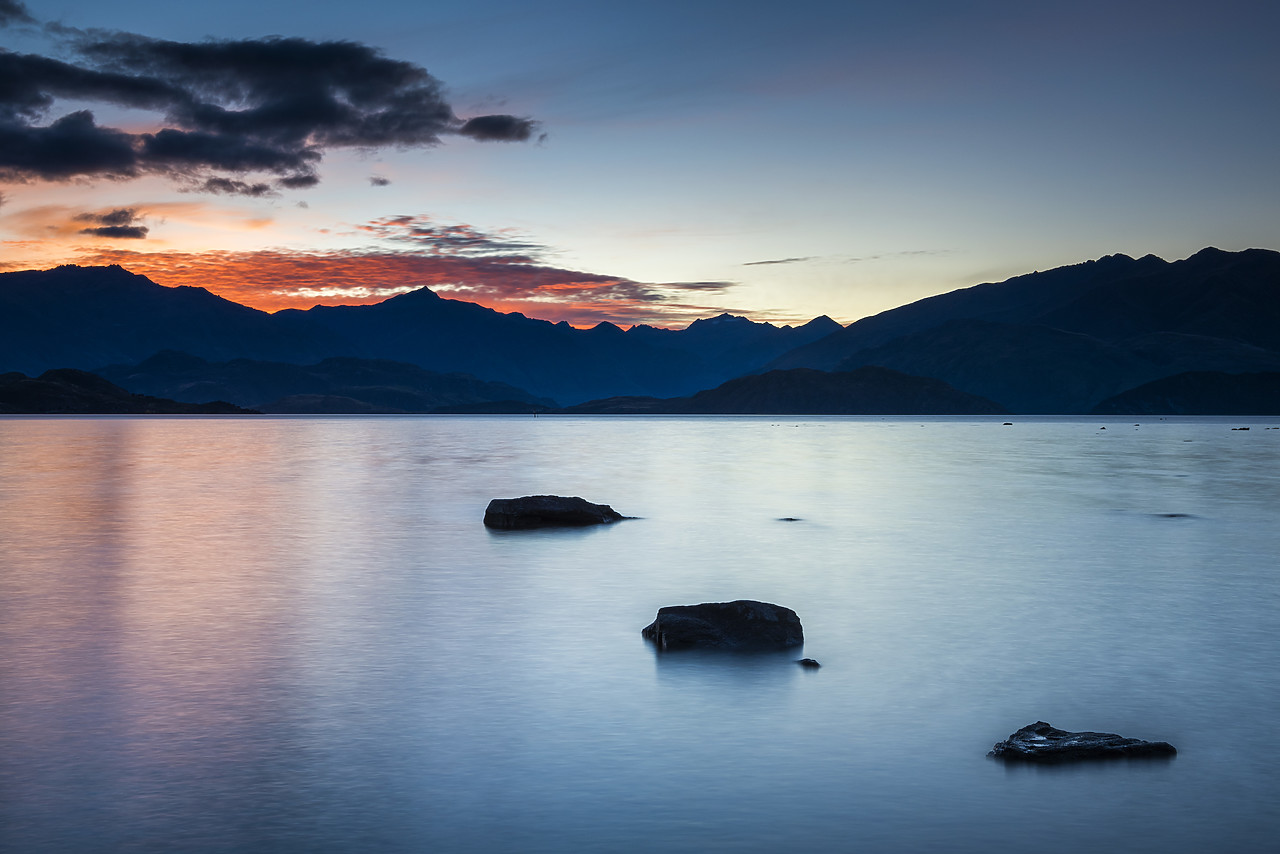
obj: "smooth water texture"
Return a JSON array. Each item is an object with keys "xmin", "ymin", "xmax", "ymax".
[{"xmin": 2, "ymin": 415, "xmax": 1279, "ymax": 853}]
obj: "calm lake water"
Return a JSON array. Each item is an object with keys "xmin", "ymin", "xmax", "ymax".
[{"xmin": 2, "ymin": 415, "xmax": 1279, "ymax": 853}]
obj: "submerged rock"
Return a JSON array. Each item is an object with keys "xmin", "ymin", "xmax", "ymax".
[
  {"xmin": 642, "ymin": 600, "xmax": 804, "ymax": 650},
  {"xmin": 483, "ymin": 495, "xmax": 625, "ymax": 529},
  {"xmin": 989, "ymin": 721, "xmax": 1177, "ymax": 762}
]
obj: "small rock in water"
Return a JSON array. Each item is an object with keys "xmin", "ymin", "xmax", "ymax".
[
  {"xmin": 796, "ymin": 658, "xmax": 821, "ymax": 669},
  {"xmin": 988, "ymin": 721, "xmax": 1176, "ymax": 763},
  {"xmin": 483, "ymin": 495, "xmax": 625, "ymax": 529},
  {"xmin": 642, "ymin": 600, "xmax": 804, "ymax": 650},
  {"xmin": 778, "ymin": 516, "xmax": 802, "ymax": 522}
]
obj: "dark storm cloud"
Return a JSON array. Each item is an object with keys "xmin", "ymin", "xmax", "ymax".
[
  {"xmin": 74, "ymin": 34, "xmax": 458, "ymax": 147},
  {"xmin": 0, "ymin": 110, "xmax": 140, "ymax": 180},
  {"xmin": 458, "ymin": 114, "xmax": 539, "ymax": 142},
  {"xmin": 73, "ymin": 207, "xmax": 149, "ymax": 238},
  {"xmin": 0, "ymin": 51, "xmax": 185, "ymax": 121},
  {"xmin": 0, "ymin": 29, "xmax": 539, "ymax": 190},
  {"xmin": 77, "ymin": 224, "xmax": 149, "ymax": 238},
  {"xmin": 0, "ymin": 0, "xmax": 33, "ymax": 26},
  {"xmin": 76, "ymin": 207, "xmax": 136, "ymax": 226},
  {"xmin": 196, "ymin": 177, "xmax": 276, "ymax": 197},
  {"xmin": 276, "ymin": 173, "xmax": 319, "ymax": 190}
]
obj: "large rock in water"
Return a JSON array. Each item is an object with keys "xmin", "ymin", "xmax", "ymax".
[
  {"xmin": 641, "ymin": 600, "xmax": 804, "ymax": 650},
  {"xmin": 483, "ymin": 495, "xmax": 625, "ymax": 529},
  {"xmin": 989, "ymin": 721, "xmax": 1177, "ymax": 762}
]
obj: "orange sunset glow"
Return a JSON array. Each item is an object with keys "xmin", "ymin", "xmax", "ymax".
[{"xmin": 66, "ymin": 246, "xmax": 744, "ymax": 328}]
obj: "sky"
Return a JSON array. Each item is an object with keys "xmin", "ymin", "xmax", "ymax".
[{"xmin": 1, "ymin": 0, "xmax": 1277, "ymax": 328}]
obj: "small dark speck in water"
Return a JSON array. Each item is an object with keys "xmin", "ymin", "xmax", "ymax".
[
  {"xmin": 778, "ymin": 517, "xmax": 802, "ymax": 522},
  {"xmin": 1155, "ymin": 513, "xmax": 1195, "ymax": 519}
]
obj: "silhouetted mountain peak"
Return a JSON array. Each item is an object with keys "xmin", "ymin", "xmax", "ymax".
[
  {"xmin": 686, "ymin": 313, "xmax": 756, "ymax": 330},
  {"xmin": 1188, "ymin": 246, "xmax": 1228, "ymax": 261},
  {"xmin": 798, "ymin": 315, "xmax": 843, "ymax": 333},
  {"xmin": 385, "ymin": 285, "xmax": 442, "ymax": 303}
]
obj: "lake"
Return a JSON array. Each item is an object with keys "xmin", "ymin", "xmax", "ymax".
[{"xmin": 2, "ymin": 415, "xmax": 1278, "ymax": 853}]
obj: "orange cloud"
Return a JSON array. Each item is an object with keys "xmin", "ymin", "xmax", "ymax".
[
  {"xmin": 73, "ymin": 246, "xmax": 749, "ymax": 328},
  {"xmin": 6, "ymin": 211, "xmax": 812, "ymax": 328}
]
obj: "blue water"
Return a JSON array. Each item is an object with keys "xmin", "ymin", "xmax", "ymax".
[{"xmin": 2, "ymin": 415, "xmax": 1279, "ymax": 853}]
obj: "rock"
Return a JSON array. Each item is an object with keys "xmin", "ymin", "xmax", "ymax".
[
  {"xmin": 641, "ymin": 600, "xmax": 804, "ymax": 650},
  {"xmin": 988, "ymin": 721, "xmax": 1177, "ymax": 762},
  {"xmin": 796, "ymin": 658, "xmax": 821, "ymax": 668},
  {"xmin": 483, "ymin": 495, "xmax": 625, "ymax": 529}
]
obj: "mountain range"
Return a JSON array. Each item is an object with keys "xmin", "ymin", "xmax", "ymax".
[
  {"xmin": 0, "ymin": 264, "xmax": 839, "ymax": 406},
  {"xmin": 560, "ymin": 366, "xmax": 1007, "ymax": 415},
  {"xmin": 0, "ymin": 369, "xmax": 253, "ymax": 415},
  {"xmin": 95, "ymin": 350, "xmax": 556, "ymax": 414},
  {"xmin": 767, "ymin": 247, "xmax": 1280, "ymax": 413},
  {"xmin": 1, "ymin": 246, "xmax": 1277, "ymax": 414}
]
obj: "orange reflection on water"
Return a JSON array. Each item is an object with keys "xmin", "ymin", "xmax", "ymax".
[{"xmin": 0, "ymin": 419, "xmax": 342, "ymax": 759}]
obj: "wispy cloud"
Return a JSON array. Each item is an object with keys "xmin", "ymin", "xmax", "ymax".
[
  {"xmin": 746, "ymin": 249, "xmax": 954, "ymax": 267},
  {"xmin": 355, "ymin": 214, "xmax": 548, "ymax": 260},
  {"xmin": 743, "ymin": 256, "xmax": 815, "ymax": 267},
  {"xmin": 842, "ymin": 249, "xmax": 955, "ymax": 264}
]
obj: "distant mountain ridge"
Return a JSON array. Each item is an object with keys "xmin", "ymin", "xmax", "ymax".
[
  {"xmin": 2, "ymin": 247, "xmax": 1278, "ymax": 414},
  {"xmin": 0, "ymin": 369, "xmax": 253, "ymax": 414},
  {"xmin": 769, "ymin": 247, "xmax": 1280, "ymax": 412},
  {"xmin": 96, "ymin": 351, "xmax": 556, "ymax": 414},
  {"xmin": 0, "ymin": 265, "xmax": 341, "ymax": 373},
  {"xmin": 562, "ymin": 366, "xmax": 1007, "ymax": 415},
  {"xmin": 0, "ymin": 265, "xmax": 837, "ymax": 405},
  {"xmin": 1091, "ymin": 371, "xmax": 1280, "ymax": 415}
]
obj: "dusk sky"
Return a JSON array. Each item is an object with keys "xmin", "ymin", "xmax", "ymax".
[{"xmin": 2, "ymin": 0, "xmax": 1277, "ymax": 328}]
